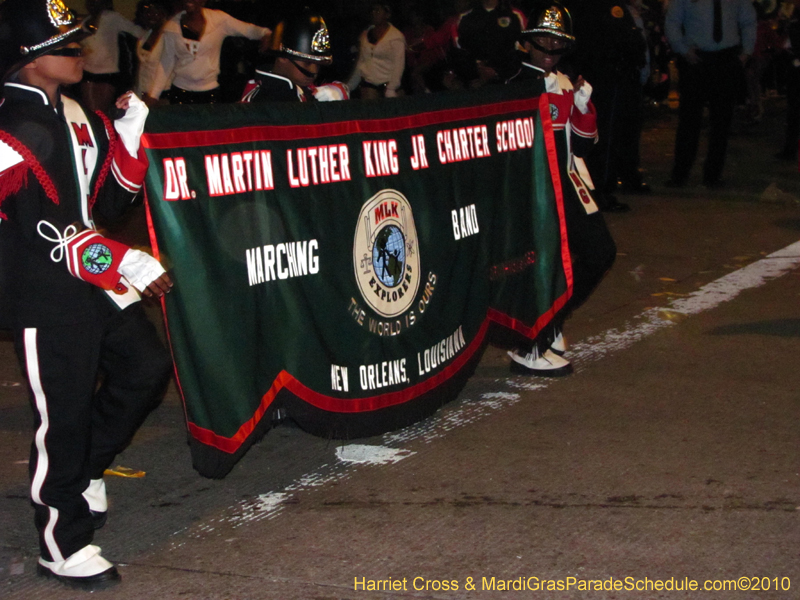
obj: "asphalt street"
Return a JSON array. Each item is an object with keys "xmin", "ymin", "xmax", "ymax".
[{"xmin": 1, "ymin": 98, "xmax": 799, "ymax": 599}]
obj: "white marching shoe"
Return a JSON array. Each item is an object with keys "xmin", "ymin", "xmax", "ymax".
[
  {"xmin": 82, "ymin": 478, "xmax": 108, "ymax": 529},
  {"xmin": 37, "ymin": 544, "xmax": 120, "ymax": 590},
  {"xmin": 550, "ymin": 330, "xmax": 567, "ymax": 356},
  {"xmin": 508, "ymin": 346, "xmax": 573, "ymax": 377}
]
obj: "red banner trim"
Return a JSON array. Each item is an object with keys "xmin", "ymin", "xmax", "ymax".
[
  {"xmin": 539, "ymin": 92, "xmax": 575, "ymax": 302},
  {"xmin": 142, "ymin": 97, "xmax": 543, "ymax": 149},
  {"xmin": 488, "ymin": 93, "xmax": 574, "ymax": 338},
  {"xmin": 186, "ymin": 319, "xmax": 491, "ymax": 453}
]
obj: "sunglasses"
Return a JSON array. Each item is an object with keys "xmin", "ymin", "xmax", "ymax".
[
  {"xmin": 290, "ymin": 59, "xmax": 319, "ymax": 79},
  {"xmin": 48, "ymin": 47, "xmax": 83, "ymax": 57}
]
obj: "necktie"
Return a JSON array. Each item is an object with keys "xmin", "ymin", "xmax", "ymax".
[{"xmin": 713, "ymin": 0, "xmax": 723, "ymax": 43}]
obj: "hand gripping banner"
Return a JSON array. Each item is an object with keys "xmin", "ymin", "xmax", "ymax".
[{"xmin": 143, "ymin": 82, "xmax": 572, "ymax": 478}]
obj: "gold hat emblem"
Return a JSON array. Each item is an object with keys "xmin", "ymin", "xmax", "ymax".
[
  {"xmin": 538, "ymin": 6, "xmax": 565, "ymax": 31},
  {"xmin": 311, "ymin": 25, "xmax": 330, "ymax": 54},
  {"xmin": 47, "ymin": 0, "xmax": 75, "ymax": 27}
]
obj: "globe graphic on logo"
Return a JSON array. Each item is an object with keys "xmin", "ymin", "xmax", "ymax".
[
  {"xmin": 372, "ymin": 225, "xmax": 406, "ymax": 287},
  {"xmin": 82, "ymin": 243, "xmax": 113, "ymax": 275}
]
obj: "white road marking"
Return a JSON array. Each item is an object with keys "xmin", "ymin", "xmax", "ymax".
[
  {"xmin": 335, "ymin": 444, "xmax": 415, "ymax": 465},
  {"xmin": 571, "ymin": 240, "xmax": 800, "ymax": 365}
]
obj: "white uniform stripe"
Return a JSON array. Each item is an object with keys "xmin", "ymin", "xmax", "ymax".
[
  {"xmin": 24, "ymin": 328, "xmax": 64, "ymax": 562},
  {"xmin": 572, "ymin": 126, "xmax": 597, "ymax": 138},
  {"xmin": 44, "ymin": 507, "xmax": 62, "ymax": 562},
  {"xmin": 112, "ymin": 160, "xmax": 141, "ymax": 192}
]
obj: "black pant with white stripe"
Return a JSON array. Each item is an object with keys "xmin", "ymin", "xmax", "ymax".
[{"xmin": 15, "ymin": 302, "xmax": 171, "ymax": 563}]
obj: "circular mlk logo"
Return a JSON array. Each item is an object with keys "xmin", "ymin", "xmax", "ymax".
[
  {"xmin": 82, "ymin": 243, "xmax": 113, "ymax": 274},
  {"xmin": 353, "ymin": 189, "xmax": 420, "ymax": 318}
]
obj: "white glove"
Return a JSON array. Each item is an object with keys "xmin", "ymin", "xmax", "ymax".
[
  {"xmin": 114, "ymin": 93, "xmax": 149, "ymax": 158},
  {"xmin": 118, "ymin": 249, "xmax": 166, "ymax": 293},
  {"xmin": 573, "ymin": 81, "xmax": 593, "ymax": 115},
  {"xmin": 311, "ymin": 82, "xmax": 350, "ymax": 102}
]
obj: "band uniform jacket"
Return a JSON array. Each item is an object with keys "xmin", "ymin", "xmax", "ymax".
[
  {"xmin": 453, "ymin": 4, "xmax": 527, "ymax": 82},
  {"xmin": 241, "ymin": 70, "xmax": 316, "ymax": 103},
  {"xmin": 510, "ymin": 63, "xmax": 598, "ymax": 164},
  {"xmin": 0, "ymin": 83, "xmax": 148, "ymax": 328}
]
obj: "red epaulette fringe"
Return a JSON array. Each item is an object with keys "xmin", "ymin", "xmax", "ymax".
[
  {"xmin": 0, "ymin": 131, "xmax": 60, "ymax": 208},
  {"xmin": 0, "ymin": 162, "xmax": 30, "ymax": 216}
]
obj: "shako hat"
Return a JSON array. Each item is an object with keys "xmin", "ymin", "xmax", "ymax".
[
  {"xmin": 0, "ymin": 0, "xmax": 96, "ymax": 82},
  {"xmin": 269, "ymin": 9, "xmax": 332, "ymax": 65},
  {"xmin": 522, "ymin": 3, "xmax": 575, "ymax": 42}
]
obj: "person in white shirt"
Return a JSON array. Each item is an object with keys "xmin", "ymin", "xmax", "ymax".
[
  {"xmin": 347, "ymin": 2, "xmax": 406, "ymax": 99},
  {"xmin": 133, "ymin": 0, "xmax": 170, "ymax": 99},
  {"xmin": 81, "ymin": 0, "xmax": 144, "ymax": 114},
  {"xmin": 145, "ymin": 0, "xmax": 271, "ymax": 105}
]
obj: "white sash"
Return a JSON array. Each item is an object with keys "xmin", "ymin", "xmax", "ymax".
[
  {"xmin": 568, "ymin": 156, "xmax": 599, "ymax": 215},
  {"xmin": 62, "ymin": 97, "xmax": 99, "ymax": 229},
  {"xmin": 62, "ymin": 97, "xmax": 141, "ymax": 309}
]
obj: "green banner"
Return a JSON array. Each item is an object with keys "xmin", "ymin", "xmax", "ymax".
[{"xmin": 143, "ymin": 82, "xmax": 572, "ymax": 478}]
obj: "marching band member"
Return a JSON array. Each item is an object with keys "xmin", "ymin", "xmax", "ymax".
[
  {"xmin": 507, "ymin": 3, "xmax": 616, "ymax": 377},
  {"xmin": 0, "ymin": 0, "xmax": 172, "ymax": 588},
  {"xmin": 241, "ymin": 10, "xmax": 348, "ymax": 103}
]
